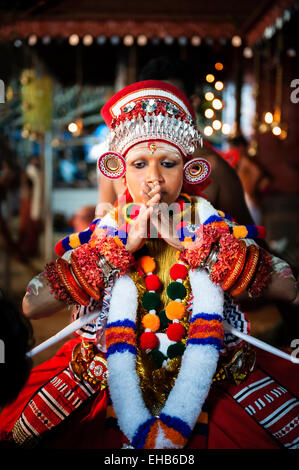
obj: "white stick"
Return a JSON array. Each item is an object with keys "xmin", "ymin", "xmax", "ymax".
[
  {"xmin": 26, "ymin": 315, "xmax": 299, "ymax": 365},
  {"xmin": 224, "ymin": 322, "xmax": 299, "ymax": 364},
  {"xmin": 26, "ymin": 311, "xmax": 100, "ymax": 358}
]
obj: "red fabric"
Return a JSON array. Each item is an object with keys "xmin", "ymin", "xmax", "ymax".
[{"xmin": 0, "ymin": 340, "xmax": 298, "ymax": 449}]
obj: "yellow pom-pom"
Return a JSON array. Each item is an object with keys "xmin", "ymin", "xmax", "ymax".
[
  {"xmin": 217, "ymin": 210, "xmax": 225, "ymax": 218},
  {"xmin": 165, "ymin": 301, "xmax": 185, "ymax": 320},
  {"xmin": 233, "ymin": 225, "xmax": 248, "ymax": 239},
  {"xmin": 142, "ymin": 313, "xmax": 160, "ymax": 331},
  {"xmin": 140, "ymin": 256, "xmax": 156, "ymax": 274}
]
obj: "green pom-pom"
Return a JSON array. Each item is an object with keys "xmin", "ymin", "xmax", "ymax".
[
  {"xmin": 158, "ymin": 310, "xmax": 171, "ymax": 329},
  {"xmin": 142, "ymin": 291, "xmax": 160, "ymax": 310},
  {"xmin": 167, "ymin": 342, "xmax": 185, "ymax": 359},
  {"xmin": 150, "ymin": 349, "xmax": 166, "ymax": 369},
  {"xmin": 167, "ymin": 281, "xmax": 186, "ymax": 300}
]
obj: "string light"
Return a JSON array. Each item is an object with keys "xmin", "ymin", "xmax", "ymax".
[
  {"xmin": 205, "ymin": 92, "xmax": 214, "ymax": 101},
  {"xmin": 42, "ymin": 36, "xmax": 51, "ymax": 45},
  {"xmin": 204, "ymin": 126, "xmax": 213, "ymax": 136},
  {"xmin": 110, "ymin": 35, "xmax": 120, "ymax": 45},
  {"xmin": 137, "ymin": 35, "xmax": 147, "ymax": 46},
  {"xmin": 123, "ymin": 35, "xmax": 134, "ymax": 46},
  {"xmin": 191, "ymin": 36, "xmax": 201, "ymax": 46},
  {"xmin": 221, "ymin": 123, "xmax": 230, "ymax": 135},
  {"xmin": 14, "ymin": 40, "xmax": 22, "ymax": 47},
  {"xmin": 164, "ymin": 36, "xmax": 174, "ymax": 45},
  {"xmin": 205, "ymin": 108, "xmax": 214, "ymax": 119},
  {"xmin": 97, "ymin": 35, "xmax": 106, "ymax": 45},
  {"xmin": 264, "ymin": 112, "xmax": 273, "ymax": 124},
  {"xmin": 259, "ymin": 123, "xmax": 268, "ymax": 133},
  {"xmin": 83, "ymin": 35, "xmax": 93, "ymax": 46},
  {"xmin": 215, "ymin": 81, "xmax": 224, "ymax": 91},
  {"xmin": 69, "ymin": 34, "xmax": 79, "ymax": 46},
  {"xmin": 231, "ymin": 35, "xmax": 242, "ymax": 47},
  {"xmin": 206, "ymin": 74, "xmax": 215, "ymax": 83},
  {"xmin": 28, "ymin": 35, "xmax": 37, "ymax": 46},
  {"xmin": 212, "ymin": 120, "xmax": 222, "ymax": 130},
  {"xmin": 178, "ymin": 36, "xmax": 188, "ymax": 46},
  {"xmin": 215, "ymin": 62, "xmax": 223, "ymax": 71},
  {"xmin": 68, "ymin": 122, "xmax": 79, "ymax": 134},
  {"xmin": 243, "ymin": 47, "xmax": 253, "ymax": 59},
  {"xmin": 272, "ymin": 126, "xmax": 282, "ymax": 136},
  {"xmin": 212, "ymin": 98, "xmax": 223, "ymax": 110}
]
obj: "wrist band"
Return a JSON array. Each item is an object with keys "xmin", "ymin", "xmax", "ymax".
[
  {"xmin": 229, "ymin": 245, "xmax": 260, "ymax": 297},
  {"xmin": 70, "ymin": 252, "xmax": 102, "ymax": 300},
  {"xmin": 56, "ymin": 258, "xmax": 90, "ymax": 306},
  {"xmin": 221, "ymin": 241, "xmax": 247, "ymax": 291},
  {"xmin": 248, "ymin": 248, "xmax": 273, "ymax": 298},
  {"xmin": 44, "ymin": 261, "xmax": 75, "ymax": 305}
]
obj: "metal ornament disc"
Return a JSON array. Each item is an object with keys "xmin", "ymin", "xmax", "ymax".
[
  {"xmin": 98, "ymin": 152, "xmax": 126, "ymax": 179},
  {"xmin": 183, "ymin": 158, "xmax": 211, "ymax": 184}
]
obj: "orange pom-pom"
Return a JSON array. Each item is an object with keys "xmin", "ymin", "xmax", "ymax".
[
  {"xmin": 142, "ymin": 313, "xmax": 160, "ymax": 332},
  {"xmin": 140, "ymin": 256, "xmax": 156, "ymax": 274},
  {"xmin": 165, "ymin": 301, "xmax": 185, "ymax": 320}
]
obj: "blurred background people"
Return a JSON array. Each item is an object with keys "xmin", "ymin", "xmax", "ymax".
[{"xmin": 18, "ymin": 155, "xmax": 43, "ymax": 259}]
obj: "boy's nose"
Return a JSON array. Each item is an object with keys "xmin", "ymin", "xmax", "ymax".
[{"xmin": 145, "ymin": 162, "xmax": 163, "ymax": 184}]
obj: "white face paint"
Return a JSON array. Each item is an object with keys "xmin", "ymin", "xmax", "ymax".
[{"xmin": 26, "ymin": 273, "xmax": 45, "ymax": 296}]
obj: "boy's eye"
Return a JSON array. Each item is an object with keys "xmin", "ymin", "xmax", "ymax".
[
  {"xmin": 161, "ymin": 160, "xmax": 177, "ymax": 168},
  {"xmin": 132, "ymin": 161, "xmax": 146, "ymax": 168}
]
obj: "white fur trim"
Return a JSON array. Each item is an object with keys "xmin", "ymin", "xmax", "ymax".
[
  {"xmin": 107, "ymin": 353, "xmax": 151, "ymax": 440},
  {"xmin": 108, "ymin": 276, "xmax": 138, "ymax": 322},
  {"xmin": 189, "ymin": 269, "xmax": 224, "ymax": 316}
]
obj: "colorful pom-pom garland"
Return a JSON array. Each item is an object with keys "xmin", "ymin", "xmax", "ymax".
[{"xmin": 139, "ymin": 255, "xmax": 188, "ymax": 366}]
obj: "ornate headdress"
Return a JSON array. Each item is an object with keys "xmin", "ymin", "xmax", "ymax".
[{"xmin": 98, "ymin": 80, "xmax": 211, "ymax": 188}]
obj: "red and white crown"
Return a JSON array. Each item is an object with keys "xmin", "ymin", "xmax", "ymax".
[{"xmin": 100, "ymin": 80, "xmax": 202, "ymax": 158}]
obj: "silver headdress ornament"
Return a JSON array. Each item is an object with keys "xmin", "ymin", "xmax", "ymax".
[{"xmin": 106, "ymin": 98, "xmax": 202, "ymax": 157}]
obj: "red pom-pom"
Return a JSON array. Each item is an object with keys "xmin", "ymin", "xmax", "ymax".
[
  {"xmin": 166, "ymin": 323, "xmax": 186, "ymax": 342},
  {"xmin": 145, "ymin": 274, "xmax": 162, "ymax": 291},
  {"xmin": 170, "ymin": 264, "xmax": 188, "ymax": 281},
  {"xmin": 140, "ymin": 332, "xmax": 159, "ymax": 350}
]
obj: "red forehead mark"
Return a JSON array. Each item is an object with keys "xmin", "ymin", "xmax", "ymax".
[{"xmin": 148, "ymin": 143, "xmax": 157, "ymax": 155}]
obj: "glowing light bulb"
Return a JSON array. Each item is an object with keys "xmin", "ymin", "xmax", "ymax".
[
  {"xmin": 212, "ymin": 120, "xmax": 222, "ymax": 130},
  {"xmin": 272, "ymin": 126, "xmax": 281, "ymax": 136},
  {"xmin": 68, "ymin": 122, "xmax": 79, "ymax": 133},
  {"xmin": 215, "ymin": 81, "xmax": 224, "ymax": 91},
  {"xmin": 243, "ymin": 47, "xmax": 253, "ymax": 59},
  {"xmin": 191, "ymin": 36, "xmax": 201, "ymax": 46},
  {"xmin": 212, "ymin": 99, "xmax": 223, "ymax": 110},
  {"xmin": 137, "ymin": 35, "xmax": 147, "ymax": 46},
  {"xmin": 222, "ymin": 123, "xmax": 230, "ymax": 135},
  {"xmin": 232, "ymin": 35, "xmax": 242, "ymax": 47},
  {"xmin": 28, "ymin": 35, "xmax": 37, "ymax": 46},
  {"xmin": 205, "ymin": 92, "xmax": 214, "ymax": 101},
  {"xmin": 264, "ymin": 112, "xmax": 273, "ymax": 124},
  {"xmin": 206, "ymin": 74, "xmax": 215, "ymax": 83},
  {"xmin": 205, "ymin": 108, "xmax": 214, "ymax": 119},
  {"xmin": 215, "ymin": 62, "xmax": 223, "ymax": 71},
  {"xmin": 204, "ymin": 126, "xmax": 213, "ymax": 136},
  {"xmin": 83, "ymin": 35, "xmax": 93, "ymax": 46},
  {"xmin": 123, "ymin": 35, "xmax": 134, "ymax": 46},
  {"xmin": 69, "ymin": 34, "xmax": 79, "ymax": 46}
]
